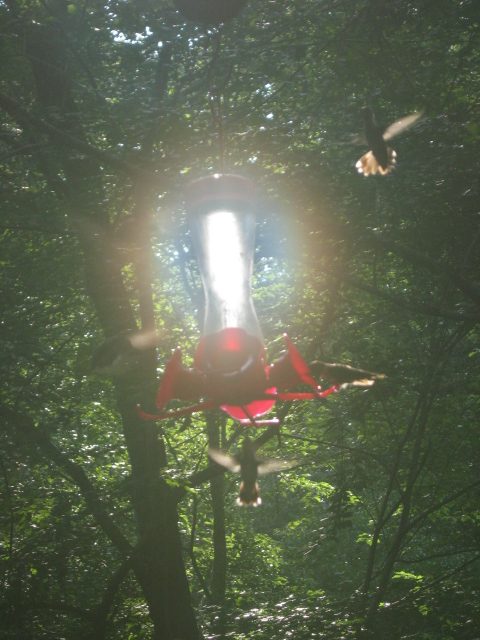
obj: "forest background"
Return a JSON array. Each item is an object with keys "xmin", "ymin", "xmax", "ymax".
[{"xmin": 1, "ymin": 0, "xmax": 479, "ymax": 639}]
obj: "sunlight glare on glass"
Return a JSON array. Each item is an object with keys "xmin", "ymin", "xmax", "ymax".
[{"xmin": 204, "ymin": 209, "xmax": 248, "ymax": 320}]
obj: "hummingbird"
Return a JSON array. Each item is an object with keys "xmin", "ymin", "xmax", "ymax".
[
  {"xmin": 309, "ymin": 360, "xmax": 386, "ymax": 388},
  {"xmin": 208, "ymin": 436, "xmax": 296, "ymax": 506},
  {"xmin": 355, "ymin": 108, "xmax": 422, "ymax": 176},
  {"xmin": 91, "ymin": 330, "xmax": 160, "ymax": 376}
]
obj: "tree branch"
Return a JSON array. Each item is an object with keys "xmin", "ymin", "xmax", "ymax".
[
  {"xmin": 92, "ymin": 555, "xmax": 136, "ymax": 639},
  {"xmin": 365, "ymin": 232, "xmax": 480, "ymax": 307},
  {"xmin": 187, "ymin": 494, "xmax": 212, "ymax": 600},
  {"xmin": 0, "ymin": 405, "xmax": 132, "ymax": 556},
  {"xmin": 0, "ymin": 91, "xmax": 155, "ymax": 182},
  {"xmin": 406, "ymin": 479, "xmax": 480, "ymax": 535},
  {"xmin": 346, "ymin": 276, "xmax": 479, "ymax": 322}
]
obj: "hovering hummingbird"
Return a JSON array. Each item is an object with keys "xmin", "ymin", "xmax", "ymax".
[
  {"xmin": 355, "ymin": 108, "xmax": 422, "ymax": 176},
  {"xmin": 91, "ymin": 330, "xmax": 160, "ymax": 376},
  {"xmin": 208, "ymin": 436, "xmax": 296, "ymax": 506},
  {"xmin": 309, "ymin": 360, "xmax": 386, "ymax": 388}
]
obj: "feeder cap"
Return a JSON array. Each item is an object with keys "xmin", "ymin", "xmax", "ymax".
[{"xmin": 185, "ymin": 174, "xmax": 257, "ymax": 211}]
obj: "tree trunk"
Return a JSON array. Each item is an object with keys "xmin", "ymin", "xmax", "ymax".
[
  {"xmin": 207, "ymin": 414, "xmax": 227, "ymax": 605},
  {"xmin": 8, "ymin": 8, "xmax": 203, "ymax": 637}
]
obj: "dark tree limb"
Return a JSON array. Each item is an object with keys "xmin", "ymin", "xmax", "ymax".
[
  {"xmin": 0, "ymin": 91, "xmax": 155, "ymax": 182},
  {"xmin": 2, "ymin": 11, "xmax": 201, "ymax": 638},
  {"xmin": 406, "ymin": 479, "xmax": 480, "ymax": 536},
  {"xmin": 317, "ymin": 217, "xmax": 480, "ymax": 308},
  {"xmin": 361, "ymin": 390, "xmax": 425, "ymax": 595},
  {"xmin": 346, "ymin": 276, "xmax": 479, "ymax": 322},
  {"xmin": 187, "ymin": 494, "xmax": 212, "ymax": 600},
  {"xmin": 91, "ymin": 555, "xmax": 136, "ymax": 640},
  {"xmin": 362, "ymin": 325, "xmax": 471, "ymax": 628},
  {"xmin": 0, "ymin": 455, "xmax": 15, "ymax": 576},
  {"xmin": 364, "ymin": 232, "xmax": 480, "ymax": 307},
  {"xmin": 392, "ymin": 554, "xmax": 480, "ymax": 610},
  {"xmin": 207, "ymin": 412, "xmax": 227, "ymax": 604},
  {"xmin": 0, "ymin": 405, "xmax": 132, "ymax": 556}
]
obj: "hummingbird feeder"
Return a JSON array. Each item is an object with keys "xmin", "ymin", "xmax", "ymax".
[{"xmin": 139, "ymin": 174, "xmax": 340, "ymax": 427}]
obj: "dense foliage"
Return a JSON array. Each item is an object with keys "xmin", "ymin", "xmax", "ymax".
[{"xmin": 1, "ymin": 1, "xmax": 479, "ymax": 639}]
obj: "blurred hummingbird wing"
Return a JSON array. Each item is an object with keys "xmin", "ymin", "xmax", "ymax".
[
  {"xmin": 310, "ymin": 360, "xmax": 386, "ymax": 385},
  {"xmin": 91, "ymin": 332, "xmax": 136, "ymax": 375},
  {"xmin": 257, "ymin": 458, "xmax": 298, "ymax": 476},
  {"xmin": 383, "ymin": 111, "xmax": 423, "ymax": 141},
  {"xmin": 128, "ymin": 330, "xmax": 161, "ymax": 350},
  {"xmin": 208, "ymin": 448, "xmax": 241, "ymax": 472},
  {"xmin": 350, "ymin": 133, "xmax": 367, "ymax": 145},
  {"xmin": 339, "ymin": 379, "xmax": 376, "ymax": 390}
]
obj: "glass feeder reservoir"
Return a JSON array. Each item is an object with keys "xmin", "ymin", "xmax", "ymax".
[{"xmin": 186, "ymin": 174, "xmax": 268, "ymax": 407}]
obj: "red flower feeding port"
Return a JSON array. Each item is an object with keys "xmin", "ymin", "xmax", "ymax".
[{"xmin": 139, "ymin": 174, "xmax": 340, "ymax": 427}]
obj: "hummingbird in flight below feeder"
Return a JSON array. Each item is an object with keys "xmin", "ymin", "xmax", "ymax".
[
  {"xmin": 209, "ymin": 436, "xmax": 296, "ymax": 506},
  {"xmin": 355, "ymin": 107, "xmax": 423, "ymax": 176}
]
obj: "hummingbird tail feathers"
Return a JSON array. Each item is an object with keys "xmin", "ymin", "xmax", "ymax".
[
  {"xmin": 356, "ymin": 148, "xmax": 397, "ymax": 176},
  {"xmin": 237, "ymin": 481, "xmax": 261, "ymax": 506}
]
